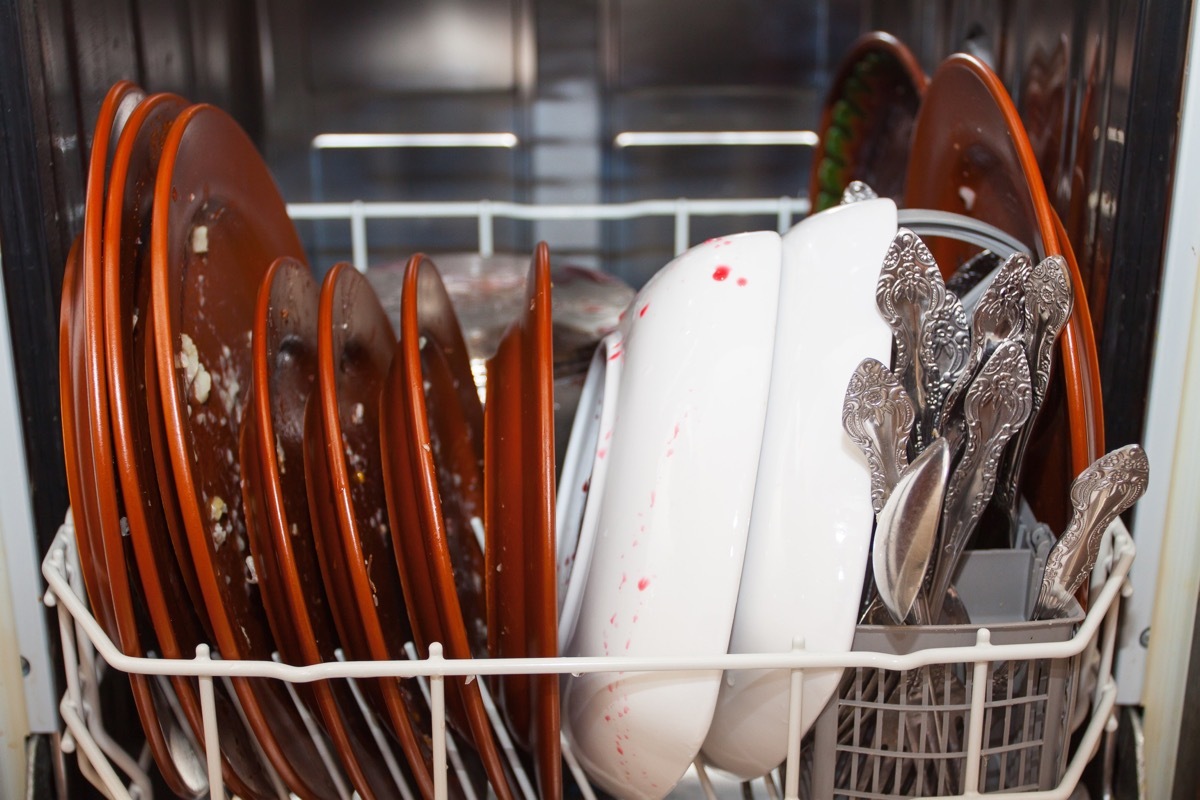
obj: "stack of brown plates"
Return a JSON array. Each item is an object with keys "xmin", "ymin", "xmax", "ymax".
[{"xmin": 61, "ymin": 81, "xmax": 566, "ymax": 799}]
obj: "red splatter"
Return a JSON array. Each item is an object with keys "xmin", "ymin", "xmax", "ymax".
[
  {"xmin": 607, "ymin": 684, "xmax": 615, "ymax": 693},
  {"xmin": 582, "ymin": 478, "xmax": 590, "ymax": 493},
  {"xmin": 638, "ymin": 304, "xmax": 649, "ymax": 318},
  {"xmin": 617, "ymin": 745, "xmax": 625, "ymax": 755},
  {"xmin": 633, "ymin": 614, "xmax": 639, "ymax": 623},
  {"xmin": 604, "ymin": 714, "xmax": 611, "ymax": 722},
  {"xmin": 737, "ymin": 277, "xmax": 748, "ymax": 286},
  {"xmin": 712, "ymin": 266, "xmax": 731, "ymax": 281},
  {"xmin": 598, "ymin": 448, "xmax": 607, "ymax": 459},
  {"xmin": 672, "ymin": 422, "xmax": 680, "ymax": 440},
  {"xmin": 666, "ymin": 448, "xmax": 674, "ymax": 457},
  {"xmin": 609, "ymin": 613, "xmax": 618, "ymax": 626},
  {"xmin": 604, "ymin": 429, "xmax": 612, "ymax": 441},
  {"xmin": 624, "ymin": 638, "xmax": 631, "ymax": 650},
  {"xmin": 637, "ymin": 577, "xmax": 650, "ymax": 591},
  {"xmin": 632, "ymin": 539, "xmax": 638, "ymax": 547},
  {"xmin": 623, "ymin": 705, "xmax": 631, "ymax": 714},
  {"xmin": 608, "ymin": 349, "xmax": 621, "ymax": 362},
  {"xmin": 619, "ymin": 573, "xmax": 627, "ymax": 589}
]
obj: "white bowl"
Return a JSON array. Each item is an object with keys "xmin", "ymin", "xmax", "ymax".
[
  {"xmin": 561, "ymin": 232, "xmax": 781, "ymax": 800},
  {"xmin": 699, "ymin": 198, "xmax": 898, "ymax": 778},
  {"xmin": 555, "ymin": 331, "xmax": 623, "ymax": 649}
]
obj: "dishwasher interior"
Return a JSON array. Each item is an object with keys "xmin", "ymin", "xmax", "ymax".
[{"xmin": 0, "ymin": 0, "xmax": 1195, "ymax": 797}]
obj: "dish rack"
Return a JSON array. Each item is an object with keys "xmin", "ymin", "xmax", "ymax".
[{"xmin": 42, "ymin": 197, "xmax": 1134, "ymax": 800}]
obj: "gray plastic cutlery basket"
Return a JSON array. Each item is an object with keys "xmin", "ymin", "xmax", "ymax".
[{"xmin": 804, "ymin": 549, "xmax": 1083, "ymax": 799}]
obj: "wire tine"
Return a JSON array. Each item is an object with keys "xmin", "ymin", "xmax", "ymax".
[{"xmin": 336, "ymin": 648, "xmax": 415, "ymax": 800}]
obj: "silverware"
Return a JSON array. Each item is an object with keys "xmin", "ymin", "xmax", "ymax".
[
  {"xmin": 873, "ymin": 437, "xmax": 951, "ymax": 624},
  {"xmin": 842, "ymin": 359, "xmax": 916, "ymax": 513},
  {"xmin": 1033, "ymin": 444, "xmax": 1149, "ymax": 619},
  {"xmin": 841, "ymin": 180, "xmax": 879, "ymax": 204},
  {"xmin": 992, "ymin": 255, "xmax": 1074, "ymax": 527},
  {"xmin": 875, "ymin": 229, "xmax": 969, "ymax": 452},
  {"xmin": 940, "ymin": 252, "xmax": 1033, "ymax": 436},
  {"xmin": 929, "ymin": 340, "xmax": 1033, "ymax": 621}
]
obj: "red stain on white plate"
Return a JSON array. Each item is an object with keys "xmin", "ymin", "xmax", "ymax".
[
  {"xmin": 619, "ymin": 573, "xmax": 627, "ymax": 590},
  {"xmin": 737, "ymin": 276, "xmax": 748, "ymax": 286},
  {"xmin": 632, "ymin": 614, "xmax": 638, "ymax": 623},
  {"xmin": 581, "ymin": 478, "xmax": 589, "ymax": 492},
  {"xmin": 637, "ymin": 577, "xmax": 650, "ymax": 591},
  {"xmin": 609, "ymin": 613, "xmax": 618, "ymax": 627},
  {"xmin": 597, "ymin": 447, "xmax": 607, "ymax": 459},
  {"xmin": 712, "ymin": 265, "xmax": 731, "ymax": 281},
  {"xmin": 638, "ymin": 304, "xmax": 649, "ymax": 318}
]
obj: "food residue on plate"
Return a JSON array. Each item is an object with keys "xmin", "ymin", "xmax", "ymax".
[
  {"xmin": 192, "ymin": 225, "xmax": 209, "ymax": 254},
  {"xmin": 176, "ymin": 333, "xmax": 212, "ymax": 404}
]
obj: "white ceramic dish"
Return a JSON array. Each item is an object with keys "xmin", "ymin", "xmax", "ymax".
[
  {"xmin": 555, "ymin": 331, "xmax": 623, "ymax": 648},
  {"xmin": 699, "ymin": 198, "xmax": 898, "ymax": 779},
  {"xmin": 561, "ymin": 232, "xmax": 781, "ymax": 800}
]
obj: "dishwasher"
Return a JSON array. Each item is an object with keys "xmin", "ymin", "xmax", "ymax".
[{"xmin": 0, "ymin": 1, "xmax": 1197, "ymax": 798}]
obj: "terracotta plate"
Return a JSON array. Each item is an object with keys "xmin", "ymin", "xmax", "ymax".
[
  {"xmin": 380, "ymin": 254, "xmax": 517, "ymax": 800},
  {"xmin": 103, "ymin": 91, "xmax": 277, "ymax": 798},
  {"xmin": 483, "ymin": 243, "xmax": 560, "ymax": 798},
  {"xmin": 242, "ymin": 256, "xmax": 410, "ymax": 799},
  {"xmin": 149, "ymin": 102, "xmax": 342, "ymax": 798},
  {"xmin": 810, "ymin": 31, "xmax": 927, "ymax": 211},
  {"xmin": 904, "ymin": 53, "xmax": 1104, "ymax": 527},
  {"xmin": 303, "ymin": 262, "xmax": 446, "ymax": 799}
]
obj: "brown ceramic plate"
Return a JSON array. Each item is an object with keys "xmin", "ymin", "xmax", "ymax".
[
  {"xmin": 483, "ymin": 243, "xmax": 561, "ymax": 798},
  {"xmin": 242, "ymin": 256, "xmax": 409, "ymax": 799},
  {"xmin": 103, "ymin": 91, "xmax": 277, "ymax": 798},
  {"xmin": 150, "ymin": 102, "xmax": 343, "ymax": 799},
  {"xmin": 810, "ymin": 31, "xmax": 927, "ymax": 211},
  {"xmin": 380, "ymin": 254, "xmax": 517, "ymax": 800},
  {"xmin": 904, "ymin": 54, "xmax": 1104, "ymax": 529},
  {"xmin": 68, "ymin": 81, "xmax": 216, "ymax": 797},
  {"xmin": 304, "ymin": 262, "xmax": 442, "ymax": 798}
]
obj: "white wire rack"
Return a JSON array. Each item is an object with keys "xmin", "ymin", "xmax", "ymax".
[
  {"xmin": 42, "ymin": 513, "xmax": 1133, "ymax": 800},
  {"xmin": 283, "ymin": 196, "xmax": 813, "ymax": 272},
  {"xmin": 43, "ymin": 197, "xmax": 1133, "ymax": 799}
]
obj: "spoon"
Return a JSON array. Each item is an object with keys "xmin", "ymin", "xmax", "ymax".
[
  {"xmin": 875, "ymin": 228, "xmax": 969, "ymax": 452},
  {"xmin": 873, "ymin": 437, "xmax": 951, "ymax": 624},
  {"xmin": 1033, "ymin": 444, "xmax": 1148, "ymax": 619},
  {"xmin": 929, "ymin": 340, "xmax": 1033, "ymax": 622},
  {"xmin": 842, "ymin": 358, "xmax": 915, "ymax": 513},
  {"xmin": 992, "ymin": 255, "xmax": 1074, "ymax": 528}
]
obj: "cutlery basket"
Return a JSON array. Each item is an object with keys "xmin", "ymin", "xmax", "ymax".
[
  {"xmin": 807, "ymin": 578, "xmax": 1083, "ymax": 797},
  {"xmin": 806, "ymin": 547, "xmax": 1083, "ymax": 797}
]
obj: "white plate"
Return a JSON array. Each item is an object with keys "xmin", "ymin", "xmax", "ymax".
[
  {"xmin": 700, "ymin": 198, "xmax": 898, "ymax": 778},
  {"xmin": 561, "ymin": 232, "xmax": 781, "ymax": 800},
  {"xmin": 555, "ymin": 331, "xmax": 623, "ymax": 649}
]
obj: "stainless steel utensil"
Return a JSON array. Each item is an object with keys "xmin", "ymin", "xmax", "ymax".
[
  {"xmin": 929, "ymin": 340, "xmax": 1033, "ymax": 621},
  {"xmin": 940, "ymin": 252, "xmax": 1032, "ymax": 437},
  {"xmin": 992, "ymin": 255, "xmax": 1074, "ymax": 526},
  {"xmin": 842, "ymin": 358, "xmax": 916, "ymax": 513},
  {"xmin": 1033, "ymin": 444, "xmax": 1148, "ymax": 619},
  {"xmin": 873, "ymin": 437, "xmax": 952, "ymax": 623},
  {"xmin": 875, "ymin": 228, "xmax": 969, "ymax": 452}
]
